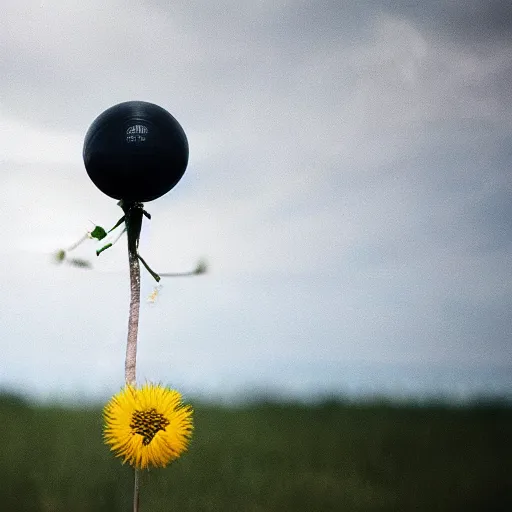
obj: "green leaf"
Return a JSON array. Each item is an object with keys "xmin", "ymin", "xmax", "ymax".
[
  {"xmin": 53, "ymin": 250, "xmax": 66, "ymax": 263},
  {"xmin": 195, "ymin": 259, "xmax": 208, "ymax": 275},
  {"xmin": 90, "ymin": 226, "xmax": 107, "ymax": 241},
  {"xmin": 68, "ymin": 258, "xmax": 92, "ymax": 269}
]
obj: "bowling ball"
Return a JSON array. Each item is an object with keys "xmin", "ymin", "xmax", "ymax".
[{"xmin": 83, "ymin": 101, "xmax": 189, "ymax": 202}]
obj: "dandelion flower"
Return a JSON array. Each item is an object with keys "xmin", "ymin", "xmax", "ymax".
[{"xmin": 103, "ymin": 383, "xmax": 193, "ymax": 469}]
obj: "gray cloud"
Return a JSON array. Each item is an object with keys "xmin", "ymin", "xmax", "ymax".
[
  {"xmin": 1, "ymin": 1, "xmax": 511, "ymax": 399},
  {"xmin": 381, "ymin": 0, "xmax": 512, "ymax": 43}
]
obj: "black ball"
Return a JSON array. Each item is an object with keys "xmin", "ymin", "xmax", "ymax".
[{"xmin": 83, "ymin": 101, "xmax": 189, "ymax": 202}]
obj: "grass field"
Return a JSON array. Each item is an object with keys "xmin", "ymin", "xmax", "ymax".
[{"xmin": 0, "ymin": 393, "xmax": 510, "ymax": 511}]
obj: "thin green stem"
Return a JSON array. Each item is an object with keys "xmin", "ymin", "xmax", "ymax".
[
  {"xmin": 96, "ymin": 243, "xmax": 113, "ymax": 256},
  {"xmin": 137, "ymin": 253, "xmax": 161, "ymax": 282},
  {"xmin": 159, "ymin": 270, "xmax": 198, "ymax": 277},
  {"xmin": 65, "ymin": 232, "xmax": 89, "ymax": 252}
]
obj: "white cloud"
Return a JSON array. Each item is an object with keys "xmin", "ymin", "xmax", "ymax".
[{"xmin": 0, "ymin": 114, "xmax": 83, "ymax": 164}]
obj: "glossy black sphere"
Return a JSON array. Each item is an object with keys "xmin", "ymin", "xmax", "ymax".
[{"xmin": 83, "ymin": 101, "xmax": 189, "ymax": 202}]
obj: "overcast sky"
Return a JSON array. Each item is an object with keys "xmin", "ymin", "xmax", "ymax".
[{"xmin": 1, "ymin": 1, "xmax": 511, "ymax": 401}]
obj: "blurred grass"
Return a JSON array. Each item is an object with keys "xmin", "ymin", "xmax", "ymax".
[{"xmin": 0, "ymin": 392, "xmax": 510, "ymax": 511}]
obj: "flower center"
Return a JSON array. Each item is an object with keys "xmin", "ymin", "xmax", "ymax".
[{"xmin": 130, "ymin": 408, "xmax": 170, "ymax": 446}]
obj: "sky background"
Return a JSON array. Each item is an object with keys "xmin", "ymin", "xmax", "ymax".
[{"xmin": 1, "ymin": 0, "xmax": 511, "ymax": 402}]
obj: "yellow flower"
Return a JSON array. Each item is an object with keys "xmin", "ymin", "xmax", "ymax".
[{"xmin": 103, "ymin": 383, "xmax": 193, "ymax": 469}]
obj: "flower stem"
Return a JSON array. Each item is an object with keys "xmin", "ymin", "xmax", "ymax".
[
  {"xmin": 125, "ymin": 242, "xmax": 140, "ymax": 386},
  {"xmin": 125, "ymin": 228, "xmax": 141, "ymax": 511},
  {"xmin": 133, "ymin": 469, "xmax": 141, "ymax": 512}
]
